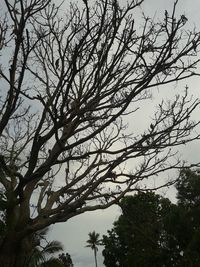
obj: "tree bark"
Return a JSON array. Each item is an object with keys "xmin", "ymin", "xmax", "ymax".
[{"xmin": 0, "ymin": 235, "xmax": 33, "ymax": 267}]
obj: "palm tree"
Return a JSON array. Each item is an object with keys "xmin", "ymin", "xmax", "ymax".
[
  {"xmin": 86, "ymin": 231, "xmax": 101, "ymax": 267},
  {"xmin": 26, "ymin": 227, "xmax": 64, "ymax": 267}
]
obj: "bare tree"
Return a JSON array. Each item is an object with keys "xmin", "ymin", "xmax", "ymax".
[{"xmin": 0, "ymin": 0, "xmax": 200, "ymax": 266}]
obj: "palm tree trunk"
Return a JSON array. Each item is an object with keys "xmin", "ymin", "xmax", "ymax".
[{"xmin": 94, "ymin": 249, "xmax": 98, "ymax": 267}]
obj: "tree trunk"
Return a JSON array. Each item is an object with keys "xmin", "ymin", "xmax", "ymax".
[
  {"xmin": 0, "ymin": 235, "xmax": 33, "ymax": 267},
  {"xmin": 94, "ymin": 249, "xmax": 98, "ymax": 267}
]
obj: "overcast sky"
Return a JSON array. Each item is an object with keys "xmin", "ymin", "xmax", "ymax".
[{"xmin": 47, "ymin": 1, "xmax": 200, "ymax": 267}]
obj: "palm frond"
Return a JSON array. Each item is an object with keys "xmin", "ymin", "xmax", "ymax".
[
  {"xmin": 27, "ymin": 247, "xmax": 46, "ymax": 267},
  {"xmin": 43, "ymin": 240, "xmax": 64, "ymax": 255},
  {"xmin": 86, "ymin": 231, "xmax": 102, "ymax": 250},
  {"xmin": 36, "ymin": 227, "xmax": 50, "ymax": 239}
]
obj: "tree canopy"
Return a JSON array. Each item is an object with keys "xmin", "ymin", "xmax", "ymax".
[
  {"xmin": 0, "ymin": 0, "xmax": 200, "ymax": 266},
  {"xmin": 103, "ymin": 192, "xmax": 176, "ymax": 267},
  {"xmin": 102, "ymin": 169, "xmax": 200, "ymax": 267},
  {"xmin": 58, "ymin": 253, "xmax": 74, "ymax": 267}
]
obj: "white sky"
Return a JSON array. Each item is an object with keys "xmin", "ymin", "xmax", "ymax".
[{"xmin": 48, "ymin": 1, "xmax": 200, "ymax": 267}]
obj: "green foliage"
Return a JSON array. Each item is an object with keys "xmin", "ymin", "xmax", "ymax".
[
  {"xmin": 177, "ymin": 168, "xmax": 200, "ymax": 207},
  {"xmin": 102, "ymin": 170, "xmax": 200, "ymax": 267},
  {"xmin": 86, "ymin": 231, "xmax": 102, "ymax": 251},
  {"xmin": 174, "ymin": 169, "xmax": 200, "ymax": 266},
  {"xmin": 39, "ymin": 258, "xmax": 65, "ymax": 267},
  {"xmin": 26, "ymin": 227, "xmax": 64, "ymax": 267},
  {"xmin": 103, "ymin": 192, "xmax": 177, "ymax": 267},
  {"xmin": 58, "ymin": 253, "xmax": 73, "ymax": 267}
]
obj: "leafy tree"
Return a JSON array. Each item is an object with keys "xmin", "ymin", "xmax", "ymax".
[
  {"xmin": 176, "ymin": 168, "xmax": 200, "ymax": 208},
  {"xmin": 0, "ymin": 0, "xmax": 200, "ymax": 266},
  {"xmin": 102, "ymin": 170, "xmax": 200, "ymax": 267},
  {"xmin": 86, "ymin": 231, "xmax": 102, "ymax": 267},
  {"xmin": 58, "ymin": 253, "xmax": 73, "ymax": 267},
  {"xmin": 166, "ymin": 169, "xmax": 200, "ymax": 266},
  {"xmin": 102, "ymin": 192, "xmax": 179, "ymax": 267}
]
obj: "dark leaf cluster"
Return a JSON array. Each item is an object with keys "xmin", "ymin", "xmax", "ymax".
[{"xmin": 102, "ymin": 169, "xmax": 200, "ymax": 267}]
